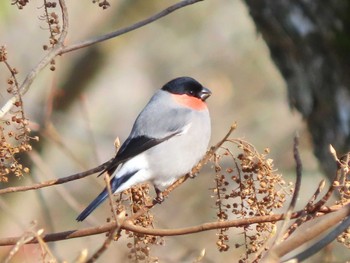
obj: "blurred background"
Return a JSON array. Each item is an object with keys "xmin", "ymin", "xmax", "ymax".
[{"xmin": 0, "ymin": 0, "xmax": 346, "ymax": 262}]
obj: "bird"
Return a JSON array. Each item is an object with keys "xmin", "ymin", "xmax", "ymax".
[{"xmin": 76, "ymin": 76, "xmax": 212, "ymax": 221}]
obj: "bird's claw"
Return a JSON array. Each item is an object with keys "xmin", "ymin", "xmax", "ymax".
[
  {"xmin": 154, "ymin": 195, "xmax": 164, "ymax": 204},
  {"xmin": 189, "ymin": 171, "xmax": 198, "ymax": 179},
  {"xmin": 154, "ymin": 188, "xmax": 164, "ymax": 204}
]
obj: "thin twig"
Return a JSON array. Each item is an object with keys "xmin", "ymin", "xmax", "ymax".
[
  {"xmin": 281, "ymin": 179, "xmax": 325, "ymax": 241},
  {"xmin": 311, "ymin": 145, "xmax": 341, "ymax": 211},
  {"xmin": 104, "ymin": 173, "xmax": 117, "ymax": 222},
  {"xmin": 0, "ymin": 159, "xmax": 113, "ymax": 195},
  {"xmin": 86, "ymin": 210, "xmax": 125, "ymax": 263},
  {"xmin": 281, "ymin": 144, "xmax": 340, "ymax": 242},
  {"xmin": 274, "ymin": 135, "xmax": 303, "ymax": 244},
  {"xmin": 4, "ymin": 226, "xmax": 52, "ymax": 263},
  {"xmin": 31, "ymin": 228, "xmax": 57, "ymax": 263},
  {"xmin": 59, "ymin": 0, "xmax": 203, "ymax": 55},
  {"xmin": 307, "ymin": 179, "xmax": 326, "ymax": 206},
  {"xmin": 290, "ymin": 135, "xmax": 303, "ymax": 211},
  {"xmin": 86, "ymin": 228, "xmax": 116, "ymax": 263},
  {"xmin": 3, "ymin": 232, "xmax": 38, "ymax": 263}
]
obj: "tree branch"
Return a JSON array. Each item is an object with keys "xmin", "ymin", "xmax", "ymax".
[
  {"xmin": 0, "ymin": 0, "xmax": 203, "ymax": 118},
  {"xmin": 0, "ymin": 202, "xmax": 348, "ymax": 246},
  {"xmin": 0, "ymin": 159, "xmax": 112, "ymax": 195},
  {"xmin": 59, "ymin": 0, "xmax": 204, "ymax": 55}
]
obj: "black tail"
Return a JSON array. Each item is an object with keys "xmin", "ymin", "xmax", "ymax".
[
  {"xmin": 76, "ymin": 170, "xmax": 137, "ymax": 222},
  {"xmin": 76, "ymin": 189, "xmax": 108, "ymax": 222}
]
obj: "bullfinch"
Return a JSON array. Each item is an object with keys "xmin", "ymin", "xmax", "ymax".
[{"xmin": 76, "ymin": 77, "xmax": 211, "ymax": 221}]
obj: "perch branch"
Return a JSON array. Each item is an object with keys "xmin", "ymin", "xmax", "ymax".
[{"xmin": 0, "ymin": 123, "xmax": 236, "ymax": 196}]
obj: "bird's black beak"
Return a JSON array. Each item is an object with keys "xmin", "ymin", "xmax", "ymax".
[{"xmin": 200, "ymin": 87, "xmax": 212, "ymax": 101}]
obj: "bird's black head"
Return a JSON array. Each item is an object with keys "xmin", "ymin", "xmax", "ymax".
[{"xmin": 162, "ymin": 77, "xmax": 211, "ymax": 101}]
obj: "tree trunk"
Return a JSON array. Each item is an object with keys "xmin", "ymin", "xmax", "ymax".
[{"xmin": 244, "ymin": 0, "xmax": 350, "ymax": 179}]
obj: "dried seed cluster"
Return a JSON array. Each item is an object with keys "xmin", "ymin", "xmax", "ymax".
[
  {"xmin": 0, "ymin": 46, "xmax": 8, "ymax": 62},
  {"xmin": 11, "ymin": 0, "xmax": 29, "ymax": 9},
  {"xmin": 337, "ymin": 228, "xmax": 350, "ymax": 249},
  {"xmin": 212, "ymin": 139, "xmax": 292, "ymax": 261},
  {"xmin": 115, "ymin": 184, "xmax": 162, "ymax": 262},
  {"xmin": 40, "ymin": 1, "xmax": 61, "ymax": 58},
  {"xmin": 11, "ymin": 1, "xmax": 60, "ymax": 69},
  {"xmin": 335, "ymin": 153, "xmax": 350, "ymax": 248},
  {"xmin": 0, "ymin": 46, "xmax": 38, "ymax": 182},
  {"xmin": 92, "ymin": 0, "xmax": 111, "ymax": 9},
  {"xmin": 336, "ymin": 153, "xmax": 350, "ymax": 205}
]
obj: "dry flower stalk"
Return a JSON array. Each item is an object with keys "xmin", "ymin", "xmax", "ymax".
[{"xmin": 0, "ymin": 46, "xmax": 38, "ymax": 182}]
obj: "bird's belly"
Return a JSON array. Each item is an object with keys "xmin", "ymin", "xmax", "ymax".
[{"xmin": 145, "ymin": 133, "xmax": 208, "ymax": 189}]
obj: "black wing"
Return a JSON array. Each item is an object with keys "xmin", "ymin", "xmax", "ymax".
[{"xmin": 99, "ymin": 132, "xmax": 180, "ymax": 176}]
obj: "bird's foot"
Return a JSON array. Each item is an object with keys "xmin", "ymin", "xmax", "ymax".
[
  {"xmin": 154, "ymin": 187, "xmax": 164, "ymax": 204},
  {"xmin": 188, "ymin": 171, "xmax": 198, "ymax": 179},
  {"xmin": 154, "ymin": 195, "xmax": 164, "ymax": 204}
]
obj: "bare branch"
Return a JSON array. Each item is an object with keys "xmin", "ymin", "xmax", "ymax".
[
  {"xmin": 311, "ymin": 146, "xmax": 344, "ymax": 211},
  {"xmin": 275, "ymin": 135, "xmax": 303, "ymax": 242},
  {"xmin": 104, "ymin": 173, "xmax": 117, "ymax": 222},
  {"xmin": 291, "ymin": 135, "xmax": 303, "ymax": 209},
  {"xmin": 85, "ymin": 208, "xmax": 128, "ymax": 262},
  {"xmin": 0, "ymin": 202, "xmax": 348, "ymax": 246},
  {"xmin": 86, "ymin": 213, "xmax": 124, "ymax": 263},
  {"xmin": 0, "ymin": 159, "xmax": 113, "ymax": 195},
  {"xmin": 59, "ymin": 0, "xmax": 203, "ymax": 55},
  {"xmin": 86, "ymin": 228, "xmax": 116, "ymax": 263}
]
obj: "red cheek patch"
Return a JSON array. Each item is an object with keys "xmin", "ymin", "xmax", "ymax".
[{"xmin": 172, "ymin": 94, "xmax": 207, "ymax": 111}]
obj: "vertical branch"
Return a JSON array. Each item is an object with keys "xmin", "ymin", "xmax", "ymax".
[
  {"xmin": 0, "ymin": 0, "xmax": 69, "ymax": 118},
  {"xmin": 104, "ymin": 173, "xmax": 118, "ymax": 222},
  {"xmin": 276, "ymin": 135, "xmax": 303, "ymax": 242},
  {"xmin": 261, "ymin": 135, "xmax": 304, "ymax": 261},
  {"xmin": 291, "ymin": 135, "xmax": 303, "ymax": 209}
]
